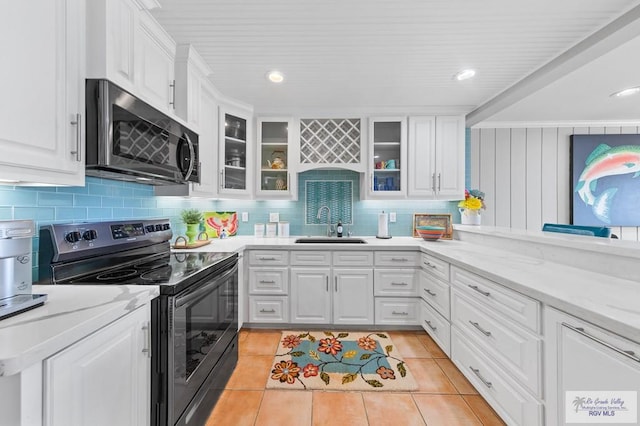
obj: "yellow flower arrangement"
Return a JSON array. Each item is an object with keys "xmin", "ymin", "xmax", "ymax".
[{"xmin": 458, "ymin": 189, "xmax": 485, "ymax": 211}]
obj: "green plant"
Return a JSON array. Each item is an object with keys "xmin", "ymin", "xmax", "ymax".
[{"xmin": 180, "ymin": 208, "xmax": 203, "ymax": 224}]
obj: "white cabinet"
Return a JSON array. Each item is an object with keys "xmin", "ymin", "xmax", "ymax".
[
  {"xmin": 544, "ymin": 307, "xmax": 640, "ymax": 425},
  {"xmin": 407, "ymin": 115, "xmax": 465, "ymax": 200},
  {"xmin": 0, "ymin": 0, "xmax": 85, "ymax": 186},
  {"xmin": 333, "ymin": 268, "xmax": 375, "ymax": 324},
  {"xmin": 87, "ymin": 0, "xmax": 176, "ymax": 114},
  {"xmin": 298, "ymin": 118, "xmax": 365, "ymax": 172},
  {"xmin": 219, "ymin": 105, "xmax": 254, "ymax": 197},
  {"xmin": 374, "ymin": 251, "xmax": 420, "ymax": 325},
  {"xmin": 44, "ymin": 304, "xmax": 151, "ymax": 426},
  {"xmin": 290, "ymin": 267, "xmax": 332, "ymax": 323},
  {"xmin": 256, "ymin": 118, "xmax": 298, "ymax": 199},
  {"xmin": 247, "ymin": 250, "xmax": 289, "ymax": 323},
  {"xmin": 366, "ymin": 117, "xmax": 407, "ymax": 198},
  {"xmin": 419, "ymin": 252, "xmax": 452, "ymax": 355}
]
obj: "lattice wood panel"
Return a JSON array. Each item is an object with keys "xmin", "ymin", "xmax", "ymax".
[{"xmin": 299, "ymin": 118, "xmax": 361, "ymax": 164}]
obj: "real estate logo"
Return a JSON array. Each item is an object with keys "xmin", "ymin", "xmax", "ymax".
[{"xmin": 566, "ymin": 391, "xmax": 637, "ymax": 423}]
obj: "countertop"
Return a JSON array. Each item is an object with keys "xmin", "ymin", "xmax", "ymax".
[{"xmin": 0, "ymin": 285, "xmax": 159, "ymax": 377}]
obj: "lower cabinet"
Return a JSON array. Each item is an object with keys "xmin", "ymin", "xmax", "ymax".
[
  {"xmin": 43, "ymin": 304, "xmax": 151, "ymax": 426},
  {"xmin": 544, "ymin": 307, "xmax": 640, "ymax": 425}
]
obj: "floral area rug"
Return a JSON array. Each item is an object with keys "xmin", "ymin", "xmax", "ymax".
[{"xmin": 266, "ymin": 331, "xmax": 418, "ymax": 391}]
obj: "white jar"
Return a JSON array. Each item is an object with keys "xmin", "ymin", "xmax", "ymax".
[{"xmin": 254, "ymin": 223, "xmax": 265, "ymax": 237}]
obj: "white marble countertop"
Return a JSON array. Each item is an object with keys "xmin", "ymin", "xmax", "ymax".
[
  {"xmin": 177, "ymin": 234, "xmax": 640, "ymax": 342},
  {"xmin": 0, "ymin": 285, "xmax": 159, "ymax": 377}
]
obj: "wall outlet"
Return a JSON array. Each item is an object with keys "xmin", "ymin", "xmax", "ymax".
[
  {"xmin": 389, "ymin": 212, "xmax": 397, "ymax": 223},
  {"xmin": 269, "ymin": 212, "xmax": 279, "ymax": 222},
  {"xmin": 241, "ymin": 212, "xmax": 249, "ymax": 222}
]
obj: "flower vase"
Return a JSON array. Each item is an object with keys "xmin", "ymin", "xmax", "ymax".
[
  {"xmin": 185, "ymin": 223, "xmax": 200, "ymax": 244},
  {"xmin": 460, "ymin": 208, "xmax": 481, "ymax": 225}
]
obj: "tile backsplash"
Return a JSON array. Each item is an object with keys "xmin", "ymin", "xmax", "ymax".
[{"xmin": 0, "ymin": 173, "xmax": 460, "ymax": 280}]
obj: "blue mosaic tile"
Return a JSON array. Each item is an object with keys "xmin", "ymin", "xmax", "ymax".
[{"xmin": 305, "ymin": 180, "xmax": 353, "ymax": 225}]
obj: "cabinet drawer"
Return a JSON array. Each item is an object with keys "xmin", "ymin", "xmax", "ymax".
[
  {"xmin": 451, "ymin": 289, "xmax": 542, "ymax": 396},
  {"xmin": 451, "ymin": 266, "xmax": 540, "ymax": 333},
  {"xmin": 290, "ymin": 250, "xmax": 331, "ymax": 266},
  {"xmin": 249, "ymin": 297, "xmax": 289, "ymax": 323},
  {"xmin": 333, "ymin": 251, "xmax": 374, "ymax": 266},
  {"xmin": 248, "ymin": 268, "xmax": 288, "ymax": 295},
  {"xmin": 420, "ymin": 252, "xmax": 450, "ymax": 282},
  {"xmin": 420, "ymin": 299, "xmax": 451, "ymax": 357},
  {"xmin": 248, "ymin": 250, "xmax": 289, "ymax": 266},
  {"xmin": 374, "ymin": 298, "xmax": 420, "ymax": 325},
  {"xmin": 420, "ymin": 271, "xmax": 450, "ymax": 319},
  {"xmin": 451, "ymin": 328, "xmax": 542, "ymax": 426},
  {"xmin": 374, "ymin": 269, "xmax": 419, "ymax": 297},
  {"xmin": 374, "ymin": 251, "xmax": 420, "ymax": 267}
]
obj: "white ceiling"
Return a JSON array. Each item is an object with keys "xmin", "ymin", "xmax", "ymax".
[{"xmin": 152, "ymin": 0, "xmax": 640, "ymax": 123}]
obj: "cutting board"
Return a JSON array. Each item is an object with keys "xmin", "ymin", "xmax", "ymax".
[{"xmin": 172, "ymin": 239, "xmax": 211, "ymax": 249}]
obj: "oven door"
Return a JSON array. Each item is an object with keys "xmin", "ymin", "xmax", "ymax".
[{"xmin": 168, "ymin": 261, "xmax": 238, "ymax": 425}]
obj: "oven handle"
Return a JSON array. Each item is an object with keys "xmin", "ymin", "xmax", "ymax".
[{"xmin": 175, "ymin": 263, "xmax": 238, "ymax": 309}]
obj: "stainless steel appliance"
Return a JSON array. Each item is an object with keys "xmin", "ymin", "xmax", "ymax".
[
  {"xmin": 85, "ymin": 79, "xmax": 200, "ymax": 186},
  {"xmin": 0, "ymin": 220, "xmax": 47, "ymax": 320},
  {"xmin": 38, "ymin": 218, "xmax": 238, "ymax": 426}
]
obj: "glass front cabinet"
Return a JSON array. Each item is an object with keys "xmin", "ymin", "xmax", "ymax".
[
  {"xmin": 367, "ymin": 117, "xmax": 407, "ymax": 198},
  {"xmin": 256, "ymin": 118, "xmax": 297, "ymax": 199},
  {"xmin": 219, "ymin": 107, "xmax": 253, "ymax": 197}
]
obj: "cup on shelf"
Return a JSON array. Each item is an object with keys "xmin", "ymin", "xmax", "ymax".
[
  {"xmin": 385, "ymin": 159, "xmax": 396, "ymax": 169},
  {"xmin": 375, "ymin": 161, "xmax": 385, "ymax": 169}
]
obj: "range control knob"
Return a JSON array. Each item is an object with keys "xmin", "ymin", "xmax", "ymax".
[
  {"xmin": 82, "ymin": 230, "xmax": 98, "ymax": 241},
  {"xmin": 65, "ymin": 231, "xmax": 82, "ymax": 243},
  {"xmin": 145, "ymin": 225, "xmax": 155, "ymax": 233},
  {"xmin": 155, "ymin": 224, "xmax": 162, "ymax": 232},
  {"xmin": 163, "ymin": 223, "xmax": 171, "ymax": 231}
]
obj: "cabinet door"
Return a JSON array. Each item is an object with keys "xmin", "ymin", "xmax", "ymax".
[
  {"xmin": 0, "ymin": 0, "xmax": 85, "ymax": 185},
  {"xmin": 219, "ymin": 106, "xmax": 253, "ymax": 197},
  {"xmin": 434, "ymin": 116, "xmax": 465, "ymax": 199},
  {"xmin": 367, "ymin": 117, "xmax": 407, "ymax": 198},
  {"xmin": 44, "ymin": 304, "xmax": 150, "ymax": 426},
  {"xmin": 407, "ymin": 116, "xmax": 436, "ymax": 197},
  {"xmin": 290, "ymin": 267, "xmax": 331, "ymax": 323},
  {"xmin": 333, "ymin": 268, "xmax": 374, "ymax": 324},
  {"xmin": 190, "ymin": 83, "xmax": 218, "ymax": 196},
  {"xmin": 257, "ymin": 118, "xmax": 297, "ymax": 199}
]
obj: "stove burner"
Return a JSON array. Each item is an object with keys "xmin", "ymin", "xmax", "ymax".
[
  {"xmin": 96, "ymin": 269, "xmax": 138, "ymax": 281},
  {"xmin": 140, "ymin": 265, "xmax": 173, "ymax": 282}
]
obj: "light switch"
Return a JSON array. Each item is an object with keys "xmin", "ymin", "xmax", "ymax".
[
  {"xmin": 241, "ymin": 212, "xmax": 249, "ymax": 222},
  {"xmin": 389, "ymin": 212, "xmax": 396, "ymax": 223},
  {"xmin": 269, "ymin": 212, "xmax": 280, "ymax": 222}
]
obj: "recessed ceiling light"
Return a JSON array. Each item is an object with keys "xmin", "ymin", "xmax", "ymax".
[
  {"xmin": 454, "ymin": 69, "xmax": 476, "ymax": 81},
  {"xmin": 610, "ymin": 86, "xmax": 640, "ymax": 98},
  {"xmin": 267, "ymin": 70, "xmax": 285, "ymax": 83}
]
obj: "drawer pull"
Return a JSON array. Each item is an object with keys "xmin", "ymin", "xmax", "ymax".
[
  {"xmin": 469, "ymin": 366, "xmax": 493, "ymax": 388},
  {"xmin": 391, "ymin": 282, "xmax": 408, "ymax": 286},
  {"xmin": 469, "ymin": 321, "xmax": 492, "ymax": 337},
  {"xmin": 258, "ymin": 256, "xmax": 277, "ymax": 261},
  {"xmin": 468, "ymin": 285, "xmax": 490, "ymax": 297},
  {"xmin": 562, "ymin": 323, "xmax": 640, "ymax": 363},
  {"xmin": 392, "ymin": 311, "xmax": 409, "ymax": 316},
  {"xmin": 259, "ymin": 280, "xmax": 276, "ymax": 284},
  {"xmin": 424, "ymin": 289, "xmax": 437, "ymax": 296},
  {"xmin": 423, "ymin": 261, "xmax": 436, "ymax": 269},
  {"xmin": 391, "ymin": 257, "xmax": 408, "ymax": 262},
  {"xmin": 260, "ymin": 308, "xmax": 276, "ymax": 313},
  {"xmin": 424, "ymin": 320, "xmax": 437, "ymax": 331}
]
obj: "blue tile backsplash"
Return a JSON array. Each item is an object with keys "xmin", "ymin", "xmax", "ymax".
[{"xmin": 305, "ymin": 180, "xmax": 353, "ymax": 225}]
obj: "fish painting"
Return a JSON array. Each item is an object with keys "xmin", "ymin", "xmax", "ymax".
[{"xmin": 575, "ymin": 143, "xmax": 640, "ymax": 224}]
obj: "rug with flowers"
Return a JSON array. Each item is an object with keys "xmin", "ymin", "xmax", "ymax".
[{"xmin": 266, "ymin": 331, "xmax": 418, "ymax": 391}]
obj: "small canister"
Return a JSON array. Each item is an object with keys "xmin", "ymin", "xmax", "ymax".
[
  {"xmin": 266, "ymin": 222, "xmax": 277, "ymax": 238},
  {"xmin": 254, "ymin": 223, "xmax": 265, "ymax": 237},
  {"xmin": 278, "ymin": 221, "xmax": 289, "ymax": 238}
]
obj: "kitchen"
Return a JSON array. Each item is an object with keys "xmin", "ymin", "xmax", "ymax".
[{"xmin": 1, "ymin": 1, "xmax": 640, "ymax": 425}]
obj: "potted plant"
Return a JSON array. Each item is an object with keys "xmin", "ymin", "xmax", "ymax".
[
  {"xmin": 180, "ymin": 209, "xmax": 203, "ymax": 243},
  {"xmin": 458, "ymin": 189, "xmax": 485, "ymax": 225}
]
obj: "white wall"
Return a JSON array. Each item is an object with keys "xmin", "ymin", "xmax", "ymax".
[{"xmin": 470, "ymin": 125, "xmax": 640, "ymax": 241}]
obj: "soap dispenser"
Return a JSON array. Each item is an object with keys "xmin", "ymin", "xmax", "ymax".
[{"xmin": 336, "ymin": 219, "xmax": 343, "ymax": 237}]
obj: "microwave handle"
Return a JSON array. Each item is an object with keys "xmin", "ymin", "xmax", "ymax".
[
  {"xmin": 181, "ymin": 133, "xmax": 196, "ymax": 181},
  {"xmin": 175, "ymin": 263, "xmax": 237, "ymax": 309}
]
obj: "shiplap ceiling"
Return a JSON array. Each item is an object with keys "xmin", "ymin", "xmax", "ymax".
[{"xmin": 152, "ymin": 0, "xmax": 640, "ymax": 122}]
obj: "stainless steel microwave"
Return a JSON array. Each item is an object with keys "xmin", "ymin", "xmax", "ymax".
[{"xmin": 85, "ymin": 79, "xmax": 199, "ymax": 185}]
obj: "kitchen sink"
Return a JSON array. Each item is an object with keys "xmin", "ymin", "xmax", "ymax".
[{"xmin": 294, "ymin": 237, "xmax": 367, "ymax": 244}]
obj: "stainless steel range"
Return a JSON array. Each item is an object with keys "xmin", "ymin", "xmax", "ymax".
[{"xmin": 38, "ymin": 218, "xmax": 238, "ymax": 426}]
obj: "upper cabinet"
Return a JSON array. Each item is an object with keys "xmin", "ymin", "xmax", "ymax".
[
  {"xmin": 0, "ymin": 0, "xmax": 85, "ymax": 186},
  {"xmin": 366, "ymin": 118, "xmax": 407, "ymax": 198},
  {"xmin": 408, "ymin": 115, "xmax": 465, "ymax": 200},
  {"xmin": 87, "ymin": 0, "xmax": 176, "ymax": 115},
  {"xmin": 256, "ymin": 118, "xmax": 298, "ymax": 199},
  {"xmin": 298, "ymin": 118, "xmax": 365, "ymax": 173},
  {"xmin": 219, "ymin": 105, "xmax": 253, "ymax": 198}
]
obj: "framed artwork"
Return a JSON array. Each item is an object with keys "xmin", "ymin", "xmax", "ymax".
[
  {"xmin": 570, "ymin": 134, "xmax": 640, "ymax": 226},
  {"xmin": 204, "ymin": 212, "xmax": 238, "ymax": 238},
  {"xmin": 412, "ymin": 213, "xmax": 453, "ymax": 239}
]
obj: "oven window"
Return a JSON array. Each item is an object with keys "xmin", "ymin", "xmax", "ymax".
[{"xmin": 112, "ymin": 104, "xmax": 171, "ymax": 165}]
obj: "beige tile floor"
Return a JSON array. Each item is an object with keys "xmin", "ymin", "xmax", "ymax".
[{"xmin": 206, "ymin": 329, "xmax": 506, "ymax": 426}]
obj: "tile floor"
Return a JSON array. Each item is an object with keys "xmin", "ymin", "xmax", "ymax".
[{"xmin": 205, "ymin": 329, "xmax": 506, "ymax": 426}]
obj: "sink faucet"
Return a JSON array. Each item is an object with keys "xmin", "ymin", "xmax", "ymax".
[{"xmin": 316, "ymin": 205, "xmax": 334, "ymax": 237}]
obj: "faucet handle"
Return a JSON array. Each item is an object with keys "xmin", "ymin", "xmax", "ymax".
[
  {"xmin": 328, "ymin": 225, "xmax": 335, "ymax": 237},
  {"xmin": 347, "ymin": 226, "xmax": 353, "ymax": 237}
]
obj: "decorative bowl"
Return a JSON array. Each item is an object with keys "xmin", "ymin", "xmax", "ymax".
[{"xmin": 416, "ymin": 225, "xmax": 446, "ymax": 241}]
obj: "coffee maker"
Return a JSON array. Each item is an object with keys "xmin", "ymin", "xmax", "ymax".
[{"xmin": 0, "ymin": 220, "xmax": 47, "ymax": 320}]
